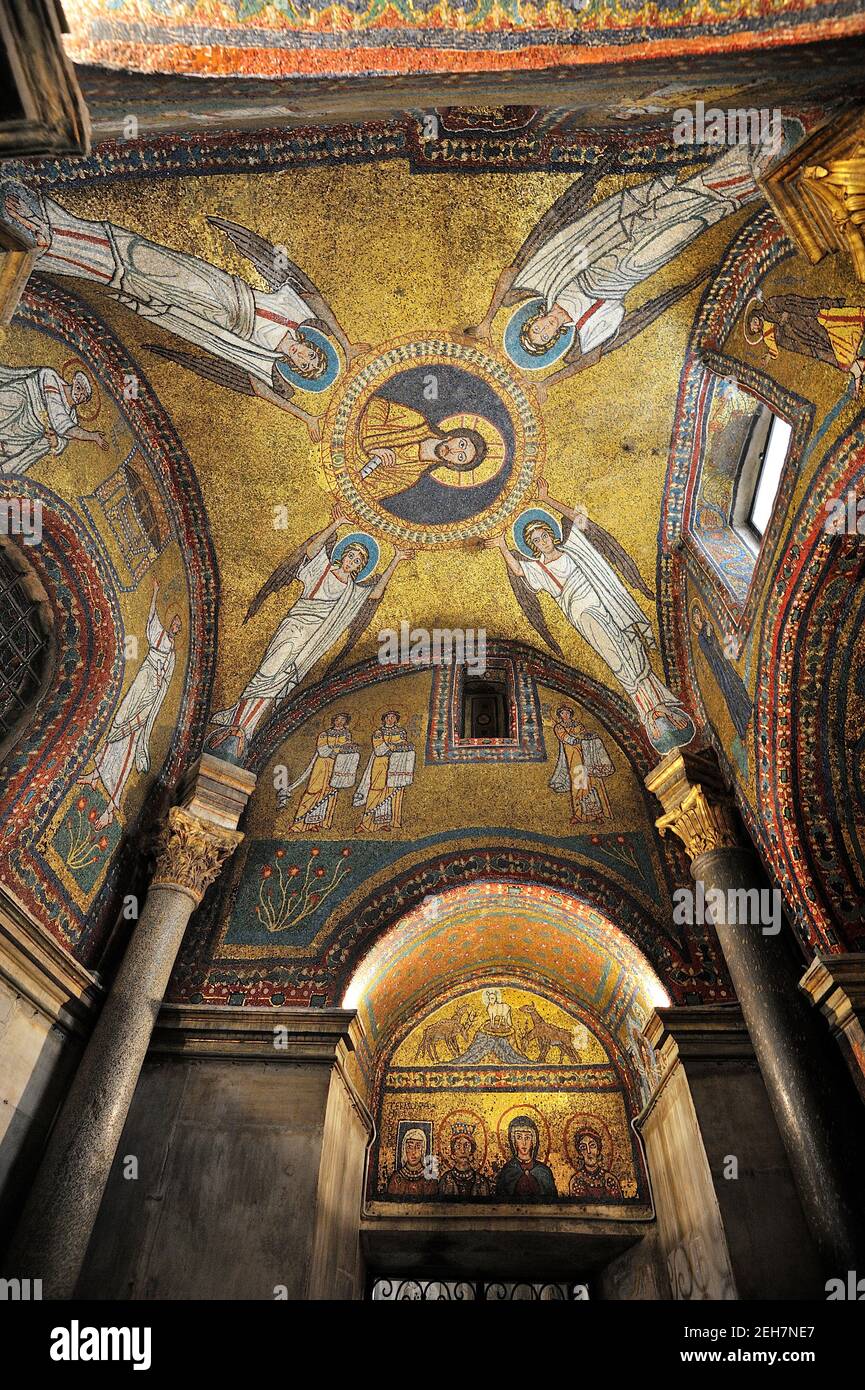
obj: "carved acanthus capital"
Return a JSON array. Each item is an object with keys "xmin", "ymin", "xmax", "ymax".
[
  {"xmin": 645, "ymin": 751, "xmax": 743, "ymax": 863},
  {"xmin": 152, "ymin": 806, "xmax": 243, "ymax": 905},
  {"xmin": 761, "ymin": 107, "xmax": 865, "ymax": 282},
  {"xmin": 655, "ymin": 785, "xmax": 741, "ymax": 860}
]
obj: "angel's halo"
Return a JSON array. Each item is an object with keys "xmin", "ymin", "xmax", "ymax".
[
  {"xmin": 503, "ymin": 298, "xmax": 575, "ymax": 372},
  {"xmin": 512, "ymin": 507, "xmax": 562, "ymax": 557},
  {"xmin": 60, "ymin": 357, "xmax": 101, "ymax": 422},
  {"xmin": 274, "ymin": 325, "xmax": 340, "ymax": 393},
  {"xmin": 332, "ymin": 530, "xmax": 379, "ymax": 580}
]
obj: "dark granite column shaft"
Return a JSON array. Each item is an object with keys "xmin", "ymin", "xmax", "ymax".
[
  {"xmin": 647, "ymin": 751, "xmax": 865, "ymax": 1278},
  {"xmin": 3, "ymin": 756, "xmax": 252, "ymax": 1299}
]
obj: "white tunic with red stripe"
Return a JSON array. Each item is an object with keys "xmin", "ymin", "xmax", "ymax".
[
  {"xmin": 519, "ymin": 522, "xmax": 685, "ymax": 728},
  {"xmin": 34, "ymin": 194, "xmax": 313, "ymax": 387},
  {"xmin": 0, "ymin": 365, "xmax": 78, "ymax": 473},
  {"xmin": 517, "ymin": 141, "xmax": 762, "ymax": 354},
  {"xmin": 93, "ymin": 603, "xmax": 176, "ymax": 812},
  {"xmin": 211, "ymin": 548, "xmax": 368, "ymax": 737}
]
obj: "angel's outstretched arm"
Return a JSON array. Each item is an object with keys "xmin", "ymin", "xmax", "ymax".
[
  {"xmin": 307, "ymin": 516, "xmax": 343, "ymax": 561},
  {"xmin": 535, "ymin": 480, "xmax": 578, "ymax": 522},
  {"xmin": 370, "ymin": 550, "xmax": 409, "ymax": 601},
  {"xmin": 484, "ymin": 531, "xmax": 522, "ymax": 577},
  {"xmin": 464, "ymin": 265, "xmax": 519, "ymax": 341},
  {"xmin": 251, "ymin": 378, "xmax": 321, "ymax": 440}
]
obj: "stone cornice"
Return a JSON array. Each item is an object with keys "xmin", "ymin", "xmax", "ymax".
[
  {"xmin": 638, "ymin": 1004, "xmax": 751, "ymax": 1128},
  {"xmin": 0, "ymin": 880, "xmax": 100, "ymax": 1029},
  {"xmin": 800, "ymin": 953, "xmax": 865, "ymax": 1033},
  {"xmin": 650, "ymin": 1003, "xmax": 751, "ymax": 1061},
  {"xmin": 150, "ymin": 1003, "xmax": 363, "ymax": 1063}
]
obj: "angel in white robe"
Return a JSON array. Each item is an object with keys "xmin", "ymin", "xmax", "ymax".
[
  {"xmin": 78, "ymin": 581, "xmax": 180, "ymax": 828},
  {"xmin": 465, "ymin": 122, "xmax": 799, "ymax": 399},
  {"xmin": 0, "ymin": 182, "xmax": 369, "ymax": 442},
  {"xmin": 0, "ymin": 364, "xmax": 106, "ymax": 472},
  {"xmin": 210, "ymin": 514, "xmax": 408, "ymax": 760},
  {"xmin": 487, "ymin": 482, "xmax": 695, "ymax": 755}
]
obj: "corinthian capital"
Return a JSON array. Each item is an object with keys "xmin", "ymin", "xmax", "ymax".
[
  {"xmin": 645, "ymin": 751, "xmax": 743, "ymax": 863},
  {"xmin": 152, "ymin": 806, "xmax": 243, "ymax": 906}
]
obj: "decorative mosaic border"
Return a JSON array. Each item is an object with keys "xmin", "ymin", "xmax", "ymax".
[
  {"xmin": 63, "ymin": 0, "xmax": 865, "ymax": 79},
  {"xmin": 0, "ymin": 281, "xmax": 219, "ymax": 964},
  {"xmin": 685, "ymin": 348, "xmax": 813, "ymax": 623},
  {"xmin": 752, "ymin": 415, "xmax": 865, "ymax": 951},
  {"xmin": 2, "ymin": 116, "xmax": 731, "ymax": 194},
  {"xmin": 0, "ymin": 487, "xmax": 124, "ymax": 951},
  {"xmin": 170, "ymin": 833, "xmax": 728, "ymax": 1009},
  {"xmin": 658, "ymin": 209, "xmax": 792, "ymax": 701}
]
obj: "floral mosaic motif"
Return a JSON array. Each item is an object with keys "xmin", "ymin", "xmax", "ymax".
[
  {"xmin": 256, "ymin": 845, "xmax": 352, "ymax": 935},
  {"xmin": 50, "ymin": 788, "xmax": 119, "ymax": 896}
]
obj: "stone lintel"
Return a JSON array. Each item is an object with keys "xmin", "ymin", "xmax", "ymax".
[{"xmin": 150, "ymin": 1003, "xmax": 363, "ymax": 1062}]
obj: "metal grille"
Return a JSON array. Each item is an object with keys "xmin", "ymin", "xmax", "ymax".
[
  {"xmin": 0, "ymin": 548, "xmax": 49, "ymax": 740},
  {"xmin": 370, "ymin": 1278, "xmax": 588, "ymax": 1301}
]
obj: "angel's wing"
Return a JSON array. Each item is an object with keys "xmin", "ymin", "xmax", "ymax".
[
  {"xmin": 245, "ymin": 535, "xmax": 331, "ymax": 624},
  {"xmin": 560, "ymin": 265, "xmax": 711, "ymax": 369},
  {"xmin": 505, "ymin": 554, "xmax": 564, "ymax": 658},
  {"xmin": 562, "ymin": 514, "xmax": 654, "ymax": 601},
  {"xmin": 320, "ymin": 585, "xmax": 384, "ymax": 677},
  {"xmin": 145, "ymin": 342, "xmax": 256, "ymax": 397},
  {"xmin": 586, "ymin": 519, "xmax": 654, "ymax": 600},
  {"xmin": 513, "ymin": 155, "xmax": 618, "ymax": 273},
  {"xmin": 208, "ymin": 215, "xmax": 351, "ymax": 355},
  {"xmin": 208, "ymin": 215, "xmax": 292, "ymax": 293}
]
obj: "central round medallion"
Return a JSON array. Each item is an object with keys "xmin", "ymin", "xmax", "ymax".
[{"xmin": 322, "ymin": 335, "xmax": 543, "ymax": 550}]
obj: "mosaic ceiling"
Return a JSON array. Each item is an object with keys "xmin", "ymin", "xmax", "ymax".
[
  {"xmin": 343, "ymin": 880, "xmax": 667, "ymax": 1056},
  {"xmin": 1, "ymin": 95, "xmax": 864, "ymax": 991},
  {"xmin": 62, "ymin": 0, "xmax": 865, "ymax": 79}
]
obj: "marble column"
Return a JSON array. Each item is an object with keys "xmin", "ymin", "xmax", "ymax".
[
  {"xmin": 646, "ymin": 750, "xmax": 865, "ymax": 1278},
  {"xmin": 3, "ymin": 754, "xmax": 254, "ymax": 1299}
]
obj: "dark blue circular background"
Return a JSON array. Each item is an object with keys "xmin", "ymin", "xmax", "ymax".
[{"xmin": 372, "ymin": 363, "xmax": 515, "ymax": 524}]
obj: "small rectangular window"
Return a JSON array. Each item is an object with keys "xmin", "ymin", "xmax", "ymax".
[
  {"xmin": 747, "ymin": 414, "xmax": 792, "ymax": 537},
  {"xmin": 461, "ymin": 673, "xmax": 511, "ymax": 740}
]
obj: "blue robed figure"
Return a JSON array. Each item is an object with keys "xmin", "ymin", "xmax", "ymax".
[{"xmin": 496, "ymin": 1115, "xmax": 558, "ymax": 1203}]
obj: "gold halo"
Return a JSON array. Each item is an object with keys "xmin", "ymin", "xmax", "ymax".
[
  {"xmin": 742, "ymin": 298, "xmax": 767, "ymax": 346},
  {"xmin": 431, "ymin": 412, "xmax": 507, "ymax": 488},
  {"xmin": 60, "ymin": 358, "xmax": 101, "ymax": 423},
  {"xmin": 563, "ymin": 1110, "xmax": 616, "ymax": 1168}
]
